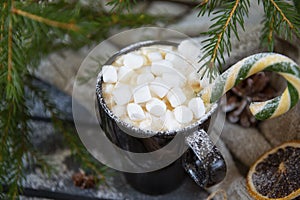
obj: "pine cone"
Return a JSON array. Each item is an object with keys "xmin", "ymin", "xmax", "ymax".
[
  {"xmin": 222, "ymin": 72, "xmax": 278, "ymax": 127},
  {"xmin": 72, "ymin": 170, "xmax": 97, "ymax": 189}
]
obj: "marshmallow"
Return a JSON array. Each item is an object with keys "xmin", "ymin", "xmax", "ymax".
[
  {"xmin": 167, "ymin": 87, "xmax": 187, "ymax": 107},
  {"xmin": 178, "ymin": 40, "xmax": 201, "ymax": 62},
  {"xmin": 112, "ymin": 84, "xmax": 132, "ymax": 105},
  {"xmin": 162, "ymin": 72, "xmax": 186, "ymax": 88},
  {"xmin": 102, "ymin": 65, "xmax": 118, "ymax": 83},
  {"xmin": 136, "ymin": 72, "xmax": 155, "ymax": 85},
  {"xmin": 147, "ymin": 52, "xmax": 163, "ymax": 62},
  {"xmin": 112, "ymin": 105, "xmax": 126, "ymax": 117},
  {"xmin": 102, "ymin": 83, "xmax": 114, "ymax": 94},
  {"xmin": 151, "ymin": 116, "xmax": 164, "ymax": 131},
  {"xmin": 146, "ymin": 98, "xmax": 167, "ymax": 117},
  {"xmin": 164, "ymin": 110, "xmax": 181, "ymax": 130},
  {"xmin": 123, "ymin": 53, "xmax": 144, "ymax": 69},
  {"xmin": 139, "ymin": 112, "xmax": 152, "ymax": 130},
  {"xmin": 149, "ymin": 77, "xmax": 170, "ymax": 98},
  {"xmin": 151, "ymin": 60, "xmax": 174, "ymax": 76},
  {"xmin": 156, "ymin": 45, "xmax": 174, "ymax": 53},
  {"xmin": 188, "ymin": 72, "xmax": 202, "ymax": 93},
  {"xmin": 114, "ymin": 55, "xmax": 124, "ymax": 66},
  {"xmin": 127, "ymin": 103, "xmax": 146, "ymax": 121},
  {"xmin": 173, "ymin": 105, "xmax": 193, "ymax": 124},
  {"xmin": 165, "ymin": 52, "xmax": 189, "ymax": 72},
  {"xmin": 188, "ymin": 97, "xmax": 206, "ymax": 119},
  {"xmin": 118, "ymin": 66, "xmax": 136, "ymax": 83},
  {"xmin": 136, "ymin": 66, "xmax": 151, "ymax": 74},
  {"xmin": 140, "ymin": 47, "xmax": 158, "ymax": 55},
  {"xmin": 133, "ymin": 84, "xmax": 152, "ymax": 104}
]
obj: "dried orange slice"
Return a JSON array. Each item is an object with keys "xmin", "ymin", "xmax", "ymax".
[{"xmin": 247, "ymin": 141, "xmax": 300, "ymax": 200}]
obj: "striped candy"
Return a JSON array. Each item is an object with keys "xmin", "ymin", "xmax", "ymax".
[{"xmin": 200, "ymin": 53, "xmax": 300, "ymax": 120}]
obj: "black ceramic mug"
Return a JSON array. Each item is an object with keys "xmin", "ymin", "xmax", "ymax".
[{"xmin": 96, "ymin": 41, "xmax": 226, "ymax": 195}]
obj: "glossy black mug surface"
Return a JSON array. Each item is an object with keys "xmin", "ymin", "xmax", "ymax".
[{"xmin": 96, "ymin": 41, "xmax": 226, "ymax": 195}]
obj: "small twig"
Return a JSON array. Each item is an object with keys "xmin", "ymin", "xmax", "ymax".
[
  {"xmin": 269, "ymin": 0, "xmax": 294, "ymax": 29},
  {"xmin": 12, "ymin": 8, "xmax": 80, "ymax": 31},
  {"xmin": 0, "ymin": 3, "xmax": 6, "ymax": 70},
  {"xmin": 211, "ymin": 0, "xmax": 240, "ymax": 65},
  {"xmin": 268, "ymin": 14, "xmax": 275, "ymax": 44},
  {"xmin": 7, "ymin": 2, "xmax": 13, "ymax": 82}
]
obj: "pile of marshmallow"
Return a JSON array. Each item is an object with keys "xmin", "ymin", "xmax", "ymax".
[{"xmin": 101, "ymin": 40, "xmax": 210, "ymax": 131}]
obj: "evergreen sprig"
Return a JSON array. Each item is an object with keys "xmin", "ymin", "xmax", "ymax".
[
  {"xmin": 0, "ymin": 0, "xmax": 161, "ymax": 198},
  {"xmin": 198, "ymin": 0, "xmax": 251, "ymax": 80},
  {"xmin": 260, "ymin": 0, "xmax": 300, "ymax": 51}
]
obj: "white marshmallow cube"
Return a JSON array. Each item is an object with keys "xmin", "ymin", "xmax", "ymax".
[
  {"xmin": 149, "ymin": 78, "xmax": 170, "ymax": 98},
  {"xmin": 162, "ymin": 72, "xmax": 186, "ymax": 88},
  {"xmin": 151, "ymin": 60, "xmax": 174, "ymax": 76},
  {"xmin": 112, "ymin": 105, "xmax": 126, "ymax": 117},
  {"xmin": 102, "ymin": 83, "xmax": 114, "ymax": 94},
  {"xmin": 188, "ymin": 97, "xmax": 206, "ymax": 119},
  {"xmin": 136, "ymin": 73, "xmax": 154, "ymax": 85},
  {"xmin": 112, "ymin": 84, "xmax": 132, "ymax": 105},
  {"xmin": 167, "ymin": 87, "xmax": 187, "ymax": 107},
  {"xmin": 173, "ymin": 105, "xmax": 193, "ymax": 124},
  {"xmin": 147, "ymin": 52, "xmax": 163, "ymax": 62},
  {"xmin": 165, "ymin": 52, "xmax": 189, "ymax": 72},
  {"xmin": 178, "ymin": 40, "xmax": 201, "ymax": 62},
  {"xmin": 139, "ymin": 112, "xmax": 152, "ymax": 130},
  {"xmin": 133, "ymin": 84, "xmax": 152, "ymax": 104},
  {"xmin": 118, "ymin": 66, "xmax": 136, "ymax": 82},
  {"xmin": 146, "ymin": 98, "xmax": 167, "ymax": 117},
  {"xmin": 114, "ymin": 55, "xmax": 124, "ymax": 66},
  {"xmin": 164, "ymin": 110, "xmax": 181, "ymax": 130},
  {"xmin": 123, "ymin": 53, "xmax": 144, "ymax": 69},
  {"xmin": 156, "ymin": 45, "xmax": 174, "ymax": 53},
  {"xmin": 151, "ymin": 116, "xmax": 164, "ymax": 131},
  {"xmin": 102, "ymin": 65, "xmax": 118, "ymax": 83},
  {"xmin": 127, "ymin": 103, "xmax": 146, "ymax": 121},
  {"xmin": 188, "ymin": 72, "xmax": 202, "ymax": 93}
]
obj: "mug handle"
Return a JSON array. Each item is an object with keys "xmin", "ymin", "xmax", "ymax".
[{"xmin": 182, "ymin": 129, "xmax": 227, "ymax": 188}]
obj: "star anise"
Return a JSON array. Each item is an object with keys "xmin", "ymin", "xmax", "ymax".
[{"xmin": 222, "ymin": 72, "xmax": 279, "ymax": 127}]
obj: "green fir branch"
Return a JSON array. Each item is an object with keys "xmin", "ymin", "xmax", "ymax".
[
  {"xmin": 260, "ymin": 0, "xmax": 300, "ymax": 51},
  {"xmin": 0, "ymin": 0, "xmax": 160, "ymax": 198},
  {"xmin": 198, "ymin": 0, "xmax": 250, "ymax": 80}
]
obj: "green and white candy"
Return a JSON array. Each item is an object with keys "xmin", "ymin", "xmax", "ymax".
[{"xmin": 200, "ymin": 53, "xmax": 300, "ymax": 120}]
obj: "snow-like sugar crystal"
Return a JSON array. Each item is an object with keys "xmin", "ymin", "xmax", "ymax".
[
  {"xmin": 167, "ymin": 87, "xmax": 187, "ymax": 107},
  {"xmin": 123, "ymin": 53, "xmax": 144, "ymax": 69},
  {"xmin": 133, "ymin": 84, "xmax": 152, "ymax": 104},
  {"xmin": 188, "ymin": 97, "xmax": 206, "ymax": 119},
  {"xmin": 102, "ymin": 65, "xmax": 117, "ymax": 83},
  {"xmin": 127, "ymin": 103, "xmax": 146, "ymax": 121},
  {"xmin": 173, "ymin": 105, "xmax": 193, "ymax": 124},
  {"xmin": 112, "ymin": 84, "xmax": 132, "ymax": 105},
  {"xmin": 146, "ymin": 98, "xmax": 167, "ymax": 117}
]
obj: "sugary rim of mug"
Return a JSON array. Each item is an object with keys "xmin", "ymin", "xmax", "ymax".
[{"xmin": 95, "ymin": 40, "xmax": 218, "ymax": 137}]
